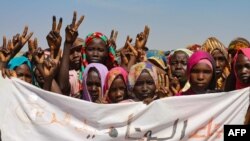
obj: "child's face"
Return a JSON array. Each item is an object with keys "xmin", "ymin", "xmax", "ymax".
[
  {"xmin": 85, "ymin": 38, "xmax": 108, "ymax": 64},
  {"xmin": 69, "ymin": 45, "xmax": 81, "ymax": 70},
  {"xmin": 133, "ymin": 70, "xmax": 156, "ymax": 101},
  {"xmin": 108, "ymin": 75, "xmax": 127, "ymax": 103},
  {"xmin": 190, "ymin": 62, "xmax": 213, "ymax": 93},
  {"xmin": 86, "ymin": 69, "xmax": 101, "ymax": 102}
]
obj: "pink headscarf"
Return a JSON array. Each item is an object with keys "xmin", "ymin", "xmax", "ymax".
[
  {"xmin": 182, "ymin": 51, "xmax": 216, "ymax": 95},
  {"xmin": 104, "ymin": 67, "xmax": 128, "ymax": 103},
  {"xmin": 234, "ymin": 48, "xmax": 250, "ymax": 89},
  {"xmin": 198, "ymin": 59, "xmax": 213, "ymax": 71},
  {"xmin": 82, "ymin": 63, "xmax": 108, "ymax": 102}
]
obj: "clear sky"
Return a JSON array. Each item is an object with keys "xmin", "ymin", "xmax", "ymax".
[{"xmin": 0, "ymin": 0, "xmax": 250, "ymax": 51}]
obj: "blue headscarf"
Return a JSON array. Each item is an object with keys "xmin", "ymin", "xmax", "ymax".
[
  {"xmin": 7, "ymin": 56, "xmax": 32, "ymax": 70},
  {"xmin": 7, "ymin": 56, "xmax": 34, "ymax": 84}
]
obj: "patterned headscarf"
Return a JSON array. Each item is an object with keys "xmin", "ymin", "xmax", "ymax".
[
  {"xmin": 128, "ymin": 62, "xmax": 158, "ymax": 91},
  {"xmin": 201, "ymin": 37, "xmax": 230, "ymax": 90},
  {"xmin": 82, "ymin": 63, "xmax": 108, "ymax": 102},
  {"xmin": 146, "ymin": 50, "xmax": 168, "ymax": 64},
  {"xmin": 229, "ymin": 37, "xmax": 250, "ymax": 51},
  {"xmin": 80, "ymin": 32, "xmax": 117, "ymax": 80},
  {"xmin": 104, "ymin": 67, "xmax": 128, "ymax": 103},
  {"xmin": 234, "ymin": 48, "xmax": 250, "ymax": 89},
  {"xmin": 201, "ymin": 37, "xmax": 228, "ymax": 59}
]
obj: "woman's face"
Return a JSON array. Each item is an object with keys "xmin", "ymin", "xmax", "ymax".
[
  {"xmin": 86, "ymin": 68, "xmax": 102, "ymax": 102},
  {"xmin": 212, "ymin": 49, "xmax": 227, "ymax": 77},
  {"xmin": 133, "ymin": 70, "xmax": 156, "ymax": 101},
  {"xmin": 170, "ymin": 51, "xmax": 188, "ymax": 83},
  {"xmin": 190, "ymin": 62, "xmax": 213, "ymax": 93},
  {"xmin": 235, "ymin": 53, "xmax": 250, "ymax": 84},
  {"xmin": 85, "ymin": 38, "xmax": 108, "ymax": 64},
  {"xmin": 15, "ymin": 64, "xmax": 32, "ymax": 84},
  {"xmin": 108, "ymin": 75, "xmax": 127, "ymax": 103}
]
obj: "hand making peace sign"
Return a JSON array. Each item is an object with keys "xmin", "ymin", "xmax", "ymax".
[
  {"xmin": 0, "ymin": 36, "xmax": 12, "ymax": 64},
  {"xmin": 65, "ymin": 11, "xmax": 84, "ymax": 44},
  {"xmin": 46, "ymin": 16, "xmax": 62, "ymax": 58},
  {"xmin": 108, "ymin": 29, "xmax": 118, "ymax": 49},
  {"xmin": 135, "ymin": 25, "xmax": 150, "ymax": 49}
]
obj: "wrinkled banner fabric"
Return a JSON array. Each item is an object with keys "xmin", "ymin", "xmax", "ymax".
[{"xmin": 0, "ymin": 76, "xmax": 249, "ymax": 141}]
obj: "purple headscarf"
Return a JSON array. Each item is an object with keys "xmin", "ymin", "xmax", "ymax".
[{"xmin": 82, "ymin": 63, "xmax": 108, "ymax": 102}]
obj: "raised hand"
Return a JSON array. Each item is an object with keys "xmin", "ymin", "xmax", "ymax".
[
  {"xmin": 127, "ymin": 39, "xmax": 138, "ymax": 57},
  {"xmin": 28, "ymin": 38, "xmax": 38, "ymax": 53},
  {"xmin": 0, "ymin": 36, "xmax": 15, "ymax": 66},
  {"xmin": 39, "ymin": 58, "xmax": 58, "ymax": 79},
  {"xmin": 0, "ymin": 36, "xmax": 11, "ymax": 63},
  {"xmin": 120, "ymin": 36, "xmax": 134, "ymax": 65},
  {"xmin": 65, "ymin": 11, "xmax": 84, "ymax": 44},
  {"xmin": 156, "ymin": 72, "xmax": 172, "ymax": 98},
  {"xmin": 25, "ymin": 38, "xmax": 38, "ymax": 60},
  {"xmin": 108, "ymin": 29, "xmax": 118, "ymax": 49},
  {"xmin": 16, "ymin": 26, "xmax": 33, "ymax": 48},
  {"xmin": 46, "ymin": 16, "xmax": 62, "ymax": 57},
  {"xmin": 166, "ymin": 65, "xmax": 180, "ymax": 95},
  {"xmin": 169, "ymin": 77, "xmax": 180, "ymax": 95},
  {"xmin": 1, "ymin": 68, "xmax": 17, "ymax": 79},
  {"xmin": 33, "ymin": 48, "xmax": 45, "ymax": 64},
  {"xmin": 11, "ymin": 26, "xmax": 33, "ymax": 58},
  {"xmin": 12, "ymin": 33, "xmax": 20, "ymax": 47},
  {"xmin": 135, "ymin": 25, "xmax": 150, "ymax": 49}
]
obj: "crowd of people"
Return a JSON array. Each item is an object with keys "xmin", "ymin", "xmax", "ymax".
[{"xmin": 1, "ymin": 11, "xmax": 250, "ymax": 131}]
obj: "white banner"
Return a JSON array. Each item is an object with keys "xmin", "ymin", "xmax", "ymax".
[{"xmin": 0, "ymin": 75, "xmax": 249, "ymax": 141}]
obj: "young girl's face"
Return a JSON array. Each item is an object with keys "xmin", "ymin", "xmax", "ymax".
[
  {"xmin": 86, "ymin": 68, "xmax": 102, "ymax": 102},
  {"xmin": 15, "ymin": 64, "xmax": 32, "ymax": 84},
  {"xmin": 108, "ymin": 75, "xmax": 127, "ymax": 103},
  {"xmin": 85, "ymin": 38, "xmax": 108, "ymax": 64},
  {"xmin": 133, "ymin": 70, "xmax": 156, "ymax": 101},
  {"xmin": 190, "ymin": 62, "xmax": 213, "ymax": 93},
  {"xmin": 235, "ymin": 53, "xmax": 250, "ymax": 84}
]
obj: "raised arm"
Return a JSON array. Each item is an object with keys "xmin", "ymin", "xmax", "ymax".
[
  {"xmin": 57, "ymin": 11, "xmax": 84, "ymax": 95},
  {"xmin": 0, "ymin": 27, "xmax": 33, "ymax": 69}
]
